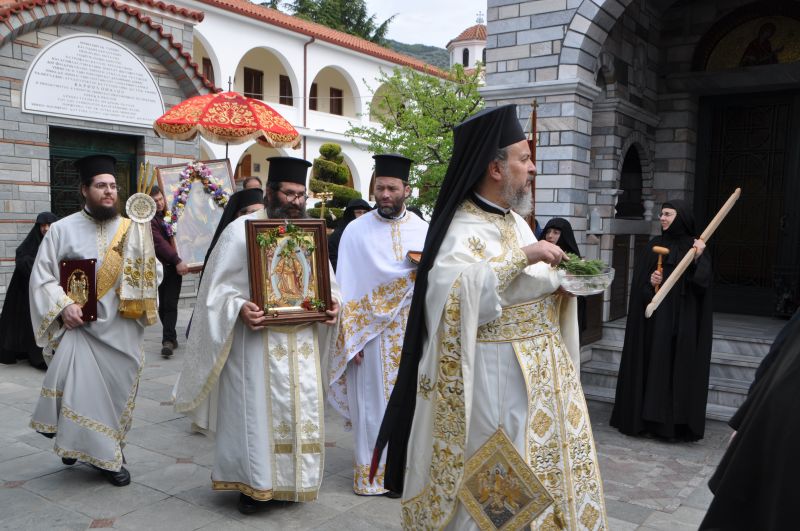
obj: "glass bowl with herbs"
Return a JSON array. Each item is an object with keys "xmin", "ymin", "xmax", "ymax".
[{"xmin": 557, "ymin": 254, "xmax": 615, "ymax": 296}]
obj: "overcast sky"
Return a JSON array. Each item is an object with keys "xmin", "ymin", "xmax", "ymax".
[{"xmin": 367, "ymin": 0, "xmax": 487, "ymax": 48}]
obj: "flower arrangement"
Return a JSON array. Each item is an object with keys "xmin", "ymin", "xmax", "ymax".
[
  {"xmin": 163, "ymin": 161, "xmax": 229, "ymax": 237},
  {"xmin": 255, "ymin": 222, "xmax": 315, "ymax": 255}
]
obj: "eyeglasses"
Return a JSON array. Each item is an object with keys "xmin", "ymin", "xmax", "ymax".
[
  {"xmin": 277, "ymin": 189, "xmax": 308, "ymax": 202},
  {"xmin": 92, "ymin": 182, "xmax": 118, "ymax": 191}
]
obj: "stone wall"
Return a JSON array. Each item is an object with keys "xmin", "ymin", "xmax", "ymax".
[{"xmin": 0, "ymin": 2, "xmax": 207, "ymax": 307}]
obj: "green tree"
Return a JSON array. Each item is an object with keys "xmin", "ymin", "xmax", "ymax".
[
  {"xmin": 346, "ymin": 64, "xmax": 483, "ymax": 212},
  {"xmin": 289, "ymin": 0, "xmax": 394, "ymax": 44},
  {"xmin": 306, "ymin": 143, "xmax": 361, "ymax": 226}
]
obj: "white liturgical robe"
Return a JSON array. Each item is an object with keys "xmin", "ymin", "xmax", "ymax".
[
  {"xmin": 329, "ymin": 208, "xmax": 428, "ymax": 494},
  {"xmin": 174, "ymin": 210, "xmax": 341, "ymax": 502},
  {"xmin": 400, "ymin": 200, "xmax": 608, "ymax": 530},
  {"xmin": 29, "ymin": 211, "xmax": 158, "ymax": 471}
]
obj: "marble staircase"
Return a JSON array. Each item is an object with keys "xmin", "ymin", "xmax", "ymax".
[{"xmin": 580, "ymin": 313, "xmax": 786, "ymax": 422}]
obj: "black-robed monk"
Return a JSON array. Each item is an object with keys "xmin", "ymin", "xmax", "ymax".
[
  {"xmin": 610, "ymin": 200, "xmax": 713, "ymax": 441},
  {"xmin": 0, "ymin": 211, "xmax": 58, "ymax": 369},
  {"xmin": 700, "ymin": 309, "xmax": 800, "ymax": 531}
]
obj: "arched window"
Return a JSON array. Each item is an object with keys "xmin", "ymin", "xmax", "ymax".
[
  {"xmin": 615, "ymin": 148, "xmax": 645, "ymax": 219},
  {"xmin": 482, "ymin": 48, "xmax": 486, "ymax": 64},
  {"xmin": 462, "ymin": 48, "xmax": 469, "ymax": 67}
]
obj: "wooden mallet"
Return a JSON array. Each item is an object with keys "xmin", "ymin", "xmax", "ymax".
[{"xmin": 652, "ymin": 246, "xmax": 670, "ymax": 293}]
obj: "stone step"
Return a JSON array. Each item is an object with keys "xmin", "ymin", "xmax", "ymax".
[
  {"xmin": 580, "ymin": 359, "xmax": 749, "ymax": 420},
  {"xmin": 601, "ymin": 320, "xmax": 772, "ymax": 357},
  {"xmin": 588, "ymin": 341, "xmax": 761, "ymax": 383},
  {"xmin": 580, "ymin": 384, "xmax": 737, "ymax": 422}
]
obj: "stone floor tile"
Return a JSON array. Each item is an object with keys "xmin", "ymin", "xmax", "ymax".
[
  {"xmin": 52, "ymin": 480, "xmax": 170, "ymax": 520},
  {"xmin": 111, "ymin": 496, "xmax": 223, "ymax": 531},
  {"xmin": 0, "ymin": 440, "xmax": 43, "ymax": 463},
  {"xmin": 0, "ymin": 493, "xmax": 92, "ymax": 531},
  {"xmin": 129, "ymin": 396, "xmax": 185, "ymax": 425},
  {"xmin": 173, "ymin": 485, "xmax": 248, "ymax": 522},
  {"xmin": 605, "ymin": 517, "xmax": 639, "ymax": 531},
  {"xmin": 316, "ymin": 471, "xmax": 373, "ymax": 512},
  {"xmin": 135, "ymin": 462, "xmax": 212, "ymax": 495},
  {"xmin": 0, "ymin": 451, "xmax": 66, "ymax": 482},
  {"xmin": 641, "ymin": 506, "xmax": 708, "ymax": 530}
]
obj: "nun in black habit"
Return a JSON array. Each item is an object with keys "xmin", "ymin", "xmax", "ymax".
[
  {"xmin": 700, "ymin": 309, "xmax": 800, "ymax": 531},
  {"xmin": 610, "ymin": 200, "xmax": 713, "ymax": 441},
  {"xmin": 328, "ymin": 198, "xmax": 371, "ymax": 272},
  {"xmin": 542, "ymin": 217, "xmax": 587, "ymax": 336},
  {"xmin": 0, "ymin": 212, "xmax": 58, "ymax": 369}
]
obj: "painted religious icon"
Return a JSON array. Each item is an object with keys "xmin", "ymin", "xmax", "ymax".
[
  {"xmin": 701, "ymin": 15, "xmax": 800, "ymax": 71},
  {"xmin": 246, "ymin": 219, "xmax": 332, "ymax": 325},
  {"xmin": 458, "ymin": 428, "xmax": 553, "ymax": 531},
  {"xmin": 156, "ymin": 159, "xmax": 234, "ymax": 271},
  {"xmin": 59, "ymin": 258, "xmax": 97, "ymax": 322}
]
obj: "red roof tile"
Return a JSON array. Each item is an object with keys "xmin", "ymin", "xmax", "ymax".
[
  {"xmin": 194, "ymin": 0, "xmax": 448, "ymax": 78},
  {"xmin": 447, "ymin": 23, "xmax": 487, "ymax": 48}
]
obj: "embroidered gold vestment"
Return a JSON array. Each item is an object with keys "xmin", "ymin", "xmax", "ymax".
[
  {"xmin": 29, "ymin": 211, "xmax": 159, "ymax": 471},
  {"xmin": 174, "ymin": 210, "xmax": 341, "ymax": 502},
  {"xmin": 329, "ymin": 209, "xmax": 428, "ymax": 494},
  {"xmin": 400, "ymin": 201, "xmax": 607, "ymax": 530}
]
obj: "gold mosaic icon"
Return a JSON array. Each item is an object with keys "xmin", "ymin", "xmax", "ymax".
[{"xmin": 458, "ymin": 427, "xmax": 553, "ymax": 530}]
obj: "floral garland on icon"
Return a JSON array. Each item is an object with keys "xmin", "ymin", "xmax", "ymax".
[
  {"xmin": 163, "ymin": 161, "xmax": 229, "ymax": 237},
  {"xmin": 256, "ymin": 222, "xmax": 326, "ymax": 312}
]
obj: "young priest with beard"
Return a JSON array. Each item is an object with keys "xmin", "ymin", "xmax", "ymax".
[
  {"xmin": 29, "ymin": 154, "xmax": 160, "ymax": 487},
  {"xmin": 329, "ymin": 154, "xmax": 428, "ymax": 496}
]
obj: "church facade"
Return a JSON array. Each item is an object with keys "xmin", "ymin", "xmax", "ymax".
[{"xmin": 483, "ymin": 0, "xmax": 800, "ymax": 321}]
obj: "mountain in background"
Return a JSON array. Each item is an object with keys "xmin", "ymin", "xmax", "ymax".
[{"xmin": 385, "ymin": 39, "xmax": 449, "ymax": 70}]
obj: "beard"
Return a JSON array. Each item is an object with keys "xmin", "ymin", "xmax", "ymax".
[
  {"xmin": 266, "ymin": 197, "xmax": 307, "ymax": 220},
  {"xmin": 501, "ymin": 171, "xmax": 534, "ymax": 218},
  {"xmin": 377, "ymin": 196, "xmax": 406, "ymax": 218},
  {"xmin": 85, "ymin": 196, "xmax": 119, "ymax": 221}
]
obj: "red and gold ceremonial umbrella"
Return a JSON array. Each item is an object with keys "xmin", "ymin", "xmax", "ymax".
[{"xmin": 153, "ymin": 91, "xmax": 301, "ymax": 149}]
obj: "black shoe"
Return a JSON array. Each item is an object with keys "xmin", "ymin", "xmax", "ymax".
[
  {"xmin": 61, "ymin": 457, "xmax": 77, "ymax": 465},
  {"xmin": 237, "ymin": 493, "xmax": 265, "ymax": 514},
  {"xmin": 38, "ymin": 431, "xmax": 55, "ymax": 439},
  {"xmin": 161, "ymin": 342, "xmax": 173, "ymax": 358},
  {"xmin": 92, "ymin": 465, "xmax": 131, "ymax": 487},
  {"xmin": 383, "ymin": 490, "xmax": 401, "ymax": 499}
]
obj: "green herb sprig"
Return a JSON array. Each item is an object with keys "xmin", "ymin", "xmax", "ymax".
[{"xmin": 558, "ymin": 253, "xmax": 606, "ymax": 275}]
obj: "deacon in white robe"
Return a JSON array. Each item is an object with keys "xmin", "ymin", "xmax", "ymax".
[
  {"xmin": 329, "ymin": 154, "xmax": 428, "ymax": 495},
  {"xmin": 174, "ymin": 156, "xmax": 341, "ymax": 512},
  {"xmin": 375, "ymin": 106, "xmax": 608, "ymax": 530},
  {"xmin": 29, "ymin": 155, "xmax": 160, "ymax": 486}
]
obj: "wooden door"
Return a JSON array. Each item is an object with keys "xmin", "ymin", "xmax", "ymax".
[{"xmin": 696, "ymin": 91, "xmax": 800, "ymax": 316}]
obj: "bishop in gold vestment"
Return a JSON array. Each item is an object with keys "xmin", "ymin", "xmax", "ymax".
[{"xmin": 374, "ymin": 105, "xmax": 607, "ymax": 530}]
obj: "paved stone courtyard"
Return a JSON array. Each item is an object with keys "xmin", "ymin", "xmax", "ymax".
[{"xmin": 0, "ymin": 308, "xmax": 730, "ymax": 530}]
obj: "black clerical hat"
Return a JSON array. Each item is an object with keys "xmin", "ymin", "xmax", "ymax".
[
  {"xmin": 373, "ymin": 154, "xmax": 413, "ymax": 182},
  {"xmin": 267, "ymin": 157, "xmax": 311, "ymax": 186},
  {"xmin": 455, "ymin": 104, "xmax": 525, "ymax": 150},
  {"xmin": 74, "ymin": 155, "xmax": 117, "ymax": 186}
]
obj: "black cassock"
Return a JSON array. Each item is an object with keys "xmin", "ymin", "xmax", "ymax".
[
  {"xmin": 610, "ymin": 201, "xmax": 713, "ymax": 441},
  {"xmin": 0, "ymin": 212, "xmax": 58, "ymax": 369},
  {"xmin": 700, "ymin": 309, "xmax": 800, "ymax": 530}
]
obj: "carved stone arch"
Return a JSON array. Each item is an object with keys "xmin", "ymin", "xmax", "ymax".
[
  {"xmin": 559, "ymin": 0, "xmax": 635, "ymax": 81},
  {"xmin": 617, "ymin": 132, "xmax": 653, "ymax": 189},
  {"xmin": 0, "ymin": 0, "xmax": 217, "ymax": 97}
]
